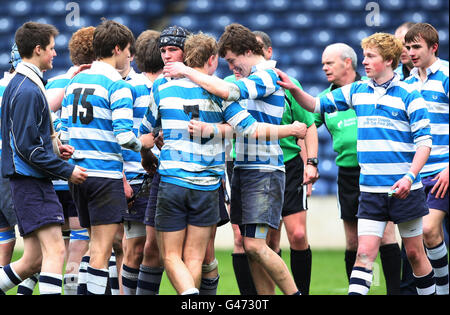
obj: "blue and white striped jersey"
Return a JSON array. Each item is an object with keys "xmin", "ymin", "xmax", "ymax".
[
  {"xmin": 0, "ymin": 72, "xmax": 14, "ymax": 156},
  {"xmin": 231, "ymin": 60, "xmax": 286, "ymax": 171},
  {"xmin": 316, "ymin": 74, "xmax": 432, "ymax": 193},
  {"xmin": 61, "ymin": 61, "xmax": 136, "ymax": 179},
  {"xmin": 142, "ymin": 76, "xmax": 257, "ymax": 191},
  {"xmin": 405, "ymin": 59, "xmax": 449, "ymax": 177},
  {"xmin": 46, "ymin": 68, "xmax": 78, "ymax": 191},
  {"xmin": 122, "ymin": 69, "xmax": 151, "ymax": 183}
]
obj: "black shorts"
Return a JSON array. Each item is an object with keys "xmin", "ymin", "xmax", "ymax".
[
  {"xmin": 69, "ymin": 177, "xmax": 126, "ymax": 228},
  {"xmin": 56, "ymin": 190, "xmax": 78, "ymax": 219},
  {"xmin": 337, "ymin": 166, "xmax": 360, "ymax": 222},
  {"xmin": 9, "ymin": 176, "xmax": 64, "ymax": 236},
  {"xmin": 282, "ymin": 155, "xmax": 307, "ymax": 217},
  {"xmin": 218, "ymin": 183, "xmax": 230, "ymax": 227}
]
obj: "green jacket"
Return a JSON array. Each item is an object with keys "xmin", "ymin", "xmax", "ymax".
[{"xmin": 313, "ymin": 74, "xmax": 366, "ymax": 167}]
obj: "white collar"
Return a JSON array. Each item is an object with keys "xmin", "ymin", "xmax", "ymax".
[{"xmin": 250, "ymin": 60, "xmax": 277, "ymax": 74}]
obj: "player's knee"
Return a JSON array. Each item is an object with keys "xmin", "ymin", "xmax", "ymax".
[
  {"xmin": 422, "ymin": 223, "xmax": 440, "ymax": 246},
  {"xmin": 288, "ymin": 228, "xmax": 307, "ymax": 247},
  {"xmin": 355, "ymin": 247, "xmax": 377, "ymax": 267},
  {"xmin": 405, "ymin": 246, "xmax": 422, "ymax": 265}
]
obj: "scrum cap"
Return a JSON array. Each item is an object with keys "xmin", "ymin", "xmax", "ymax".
[{"xmin": 159, "ymin": 25, "xmax": 190, "ymax": 50}]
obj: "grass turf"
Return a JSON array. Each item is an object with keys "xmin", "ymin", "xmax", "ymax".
[{"xmin": 6, "ymin": 248, "xmax": 387, "ymax": 295}]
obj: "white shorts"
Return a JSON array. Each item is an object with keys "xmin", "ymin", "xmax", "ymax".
[
  {"xmin": 358, "ymin": 217, "xmax": 423, "ymax": 238},
  {"xmin": 124, "ymin": 220, "xmax": 146, "ymax": 239}
]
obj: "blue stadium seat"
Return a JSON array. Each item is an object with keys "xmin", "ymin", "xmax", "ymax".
[
  {"xmin": 227, "ymin": 0, "xmax": 253, "ymax": 12},
  {"xmin": 379, "ymin": 0, "xmax": 406, "ymax": 10},
  {"xmin": 342, "ymin": 0, "xmax": 366, "ymax": 11},
  {"xmin": 292, "ymin": 47, "xmax": 321, "ymax": 65},
  {"xmin": 285, "ymin": 12, "xmax": 315, "ymax": 29},
  {"xmin": 0, "ymin": 52, "xmax": 12, "ymax": 69},
  {"xmin": 85, "ymin": 0, "xmax": 108, "ymax": 15},
  {"xmin": 144, "ymin": 2, "xmax": 165, "ymax": 16},
  {"xmin": 325, "ymin": 12, "xmax": 351, "ymax": 29},
  {"xmin": 262, "ymin": 0, "xmax": 291, "ymax": 12},
  {"xmin": 271, "ymin": 30, "xmax": 297, "ymax": 48},
  {"xmin": 248, "ymin": 13, "xmax": 276, "ymax": 30},
  {"xmin": 404, "ymin": 12, "xmax": 429, "ymax": 24},
  {"xmin": 186, "ymin": 0, "xmax": 216, "ymax": 13},
  {"xmin": 122, "ymin": 0, "xmax": 146, "ymax": 15},
  {"xmin": 45, "ymin": 0, "xmax": 67, "ymax": 16},
  {"xmin": 55, "ymin": 32, "xmax": 70, "ymax": 50},
  {"xmin": 8, "ymin": 0, "xmax": 33, "ymax": 16},
  {"xmin": 170, "ymin": 15, "xmax": 204, "ymax": 32},
  {"xmin": 311, "ymin": 29, "xmax": 335, "ymax": 46},
  {"xmin": 0, "ymin": 17, "xmax": 14, "ymax": 34}
]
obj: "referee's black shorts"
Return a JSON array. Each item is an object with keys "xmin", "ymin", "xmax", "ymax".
[
  {"xmin": 282, "ymin": 154, "xmax": 308, "ymax": 217},
  {"xmin": 337, "ymin": 166, "xmax": 360, "ymax": 222}
]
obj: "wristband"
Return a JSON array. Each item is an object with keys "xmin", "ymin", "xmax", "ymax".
[{"xmin": 403, "ymin": 171, "xmax": 415, "ymax": 184}]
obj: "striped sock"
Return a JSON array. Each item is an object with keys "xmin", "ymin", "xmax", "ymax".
[
  {"xmin": 122, "ymin": 264, "xmax": 139, "ymax": 295},
  {"xmin": 108, "ymin": 253, "xmax": 120, "ymax": 295},
  {"xmin": 16, "ymin": 273, "xmax": 39, "ymax": 295},
  {"xmin": 181, "ymin": 287, "xmax": 199, "ymax": 295},
  {"xmin": 77, "ymin": 255, "xmax": 90, "ymax": 295},
  {"xmin": 39, "ymin": 272, "xmax": 62, "ymax": 295},
  {"xmin": 0, "ymin": 265, "xmax": 22, "ymax": 295},
  {"xmin": 87, "ymin": 265, "xmax": 109, "ymax": 295},
  {"xmin": 414, "ymin": 270, "xmax": 436, "ymax": 295},
  {"xmin": 426, "ymin": 241, "xmax": 449, "ymax": 295},
  {"xmin": 348, "ymin": 266, "xmax": 373, "ymax": 295},
  {"xmin": 63, "ymin": 273, "xmax": 78, "ymax": 295},
  {"xmin": 136, "ymin": 264, "xmax": 164, "ymax": 295},
  {"xmin": 199, "ymin": 275, "xmax": 220, "ymax": 295}
]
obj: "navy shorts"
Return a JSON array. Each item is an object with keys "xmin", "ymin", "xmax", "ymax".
[
  {"xmin": 155, "ymin": 180, "xmax": 220, "ymax": 232},
  {"xmin": 422, "ymin": 174, "xmax": 449, "ymax": 214},
  {"xmin": 230, "ymin": 168, "xmax": 285, "ymax": 230},
  {"xmin": 56, "ymin": 190, "xmax": 78, "ymax": 219},
  {"xmin": 144, "ymin": 172, "xmax": 161, "ymax": 227},
  {"xmin": 123, "ymin": 182, "xmax": 149, "ymax": 223},
  {"xmin": 218, "ymin": 183, "xmax": 230, "ymax": 227},
  {"xmin": 357, "ymin": 188, "xmax": 429, "ymax": 224},
  {"xmin": 69, "ymin": 177, "xmax": 126, "ymax": 228},
  {"xmin": 337, "ymin": 166, "xmax": 360, "ymax": 222},
  {"xmin": 9, "ymin": 176, "xmax": 64, "ymax": 236},
  {"xmin": 282, "ymin": 155, "xmax": 307, "ymax": 217},
  {"xmin": 0, "ymin": 175, "xmax": 16, "ymax": 228}
]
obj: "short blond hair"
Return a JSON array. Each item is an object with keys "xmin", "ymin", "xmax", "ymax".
[
  {"xmin": 361, "ymin": 32, "xmax": 403, "ymax": 69},
  {"xmin": 184, "ymin": 32, "xmax": 218, "ymax": 68}
]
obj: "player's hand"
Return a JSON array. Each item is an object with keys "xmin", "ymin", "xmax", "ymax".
[
  {"xmin": 390, "ymin": 177, "xmax": 411, "ymax": 199},
  {"xmin": 139, "ymin": 133, "xmax": 155, "ymax": 150},
  {"xmin": 304, "ymin": 164, "xmax": 319, "ymax": 185},
  {"xmin": 154, "ymin": 131, "xmax": 164, "ymax": 150},
  {"xmin": 431, "ymin": 166, "xmax": 449, "ymax": 199},
  {"xmin": 291, "ymin": 121, "xmax": 307, "ymax": 139},
  {"xmin": 69, "ymin": 165, "xmax": 88, "ymax": 184},
  {"xmin": 58, "ymin": 144, "xmax": 75, "ymax": 160},
  {"xmin": 163, "ymin": 62, "xmax": 188, "ymax": 78},
  {"xmin": 188, "ymin": 120, "xmax": 213, "ymax": 138},
  {"xmin": 275, "ymin": 68, "xmax": 297, "ymax": 91},
  {"xmin": 72, "ymin": 64, "xmax": 91, "ymax": 78},
  {"xmin": 124, "ymin": 179, "xmax": 133, "ymax": 200}
]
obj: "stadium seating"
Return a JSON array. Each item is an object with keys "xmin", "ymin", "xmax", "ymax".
[{"xmin": 0, "ymin": 0, "xmax": 448, "ymax": 194}]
